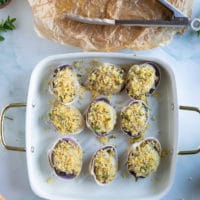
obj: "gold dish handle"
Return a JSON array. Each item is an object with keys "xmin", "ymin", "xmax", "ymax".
[
  {"xmin": 0, "ymin": 103, "xmax": 26, "ymax": 152},
  {"xmin": 178, "ymin": 105, "xmax": 200, "ymax": 155}
]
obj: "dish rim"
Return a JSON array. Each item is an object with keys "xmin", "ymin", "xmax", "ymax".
[{"xmin": 25, "ymin": 52, "xmax": 178, "ymax": 200}]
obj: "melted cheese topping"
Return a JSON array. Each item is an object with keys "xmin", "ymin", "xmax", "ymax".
[
  {"xmin": 52, "ymin": 67, "xmax": 78, "ymax": 103},
  {"xmin": 87, "ymin": 63, "xmax": 124, "ymax": 95},
  {"xmin": 121, "ymin": 102, "xmax": 147, "ymax": 136},
  {"xmin": 93, "ymin": 148, "xmax": 117, "ymax": 184},
  {"xmin": 127, "ymin": 142, "xmax": 160, "ymax": 177},
  {"xmin": 87, "ymin": 101, "xmax": 116, "ymax": 134},
  {"xmin": 52, "ymin": 140, "xmax": 82, "ymax": 175},
  {"xmin": 49, "ymin": 102, "xmax": 84, "ymax": 134},
  {"xmin": 126, "ymin": 64, "xmax": 157, "ymax": 98}
]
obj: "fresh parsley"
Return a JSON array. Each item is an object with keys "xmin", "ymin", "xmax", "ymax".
[
  {"xmin": 0, "ymin": 0, "xmax": 9, "ymax": 6},
  {"xmin": 0, "ymin": 35, "xmax": 4, "ymax": 41},
  {"xmin": 196, "ymin": 30, "xmax": 200, "ymax": 36},
  {"xmin": 0, "ymin": 15, "xmax": 16, "ymax": 41}
]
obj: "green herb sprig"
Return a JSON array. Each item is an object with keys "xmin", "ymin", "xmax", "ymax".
[
  {"xmin": 0, "ymin": 0, "xmax": 9, "ymax": 6},
  {"xmin": 0, "ymin": 15, "xmax": 16, "ymax": 41},
  {"xmin": 196, "ymin": 30, "xmax": 200, "ymax": 37}
]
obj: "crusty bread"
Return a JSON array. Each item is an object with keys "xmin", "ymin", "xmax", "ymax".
[
  {"xmin": 28, "ymin": 0, "xmax": 193, "ymax": 51},
  {"xmin": 0, "ymin": 194, "xmax": 5, "ymax": 200}
]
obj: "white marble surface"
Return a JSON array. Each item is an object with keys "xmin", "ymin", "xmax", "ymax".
[{"xmin": 0, "ymin": 0, "xmax": 200, "ymax": 200}]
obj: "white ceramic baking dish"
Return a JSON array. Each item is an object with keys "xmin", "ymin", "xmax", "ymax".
[{"xmin": 1, "ymin": 53, "xmax": 199, "ymax": 200}]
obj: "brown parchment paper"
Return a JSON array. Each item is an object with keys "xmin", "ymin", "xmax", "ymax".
[{"xmin": 28, "ymin": 0, "xmax": 193, "ymax": 51}]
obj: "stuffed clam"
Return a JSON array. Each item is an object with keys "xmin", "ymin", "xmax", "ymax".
[
  {"xmin": 126, "ymin": 62, "xmax": 160, "ymax": 99},
  {"xmin": 127, "ymin": 138, "xmax": 161, "ymax": 179},
  {"xmin": 49, "ymin": 138, "xmax": 83, "ymax": 179},
  {"xmin": 120, "ymin": 100, "xmax": 149, "ymax": 138},
  {"xmin": 89, "ymin": 146, "xmax": 118, "ymax": 185},
  {"xmin": 49, "ymin": 102, "xmax": 85, "ymax": 135},
  {"xmin": 86, "ymin": 97, "xmax": 117, "ymax": 137},
  {"xmin": 87, "ymin": 63, "xmax": 125, "ymax": 95},
  {"xmin": 49, "ymin": 65, "xmax": 80, "ymax": 104}
]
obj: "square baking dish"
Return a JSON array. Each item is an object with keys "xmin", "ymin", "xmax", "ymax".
[
  {"xmin": 5, "ymin": 53, "xmax": 200, "ymax": 199},
  {"xmin": 24, "ymin": 53, "xmax": 178, "ymax": 200}
]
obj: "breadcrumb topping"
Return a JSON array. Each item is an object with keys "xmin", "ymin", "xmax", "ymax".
[
  {"xmin": 52, "ymin": 140, "xmax": 82, "ymax": 176},
  {"xmin": 127, "ymin": 142, "xmax": 160, "ymax": 177},
  {"xmin": 49, "ymin": 102, "xmax": 84, "ymax": 134},
  {"xmin": 126, "ymin": 64, "xmax": 158, "ymax": 98},
  {"xmin": 93, "ymin": 148, "xmax": 117, "ymax": 184},
  {"xmin": 52, "ymin": 67, "xmax": 78, "ymax": 103},
  {"xmin": 121, "ymin": 102, "xmax": 147, "ymax": 136},
  {"xmin": 87, "ymin": 63, "xmax": 124, "ymax": 95},
  {"xmin": 87, "ymin": 101, "xmax": 116, "ymax": 134}
]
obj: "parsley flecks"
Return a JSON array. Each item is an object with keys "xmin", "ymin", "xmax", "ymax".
[
  {"xmin": 0, "ymin": 35, "xmax": 4, "ymax": 41},
  {"xmin": 0, "ymin": 16, "xmax": 16, "ymax": 42}
]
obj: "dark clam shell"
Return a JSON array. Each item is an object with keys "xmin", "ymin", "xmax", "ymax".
[
  {"xmin": 86, "ymin": 97, "xmax": 116, "ymax": 137},
  {"xmin": 120, "ymin": 100, "xmax": 149, "ymax": 139},
  {"xmin": 49, "ymin": 137, "xmax": 82, "ymax": 179},
  {"xmin": 127, "ymin": 137, "xmax": 161, "ymax": 179}
]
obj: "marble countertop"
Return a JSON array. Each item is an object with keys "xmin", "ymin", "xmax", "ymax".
[{"xmin": 0, "ymin": 0, "xmax": 200, "ymax": 200}]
